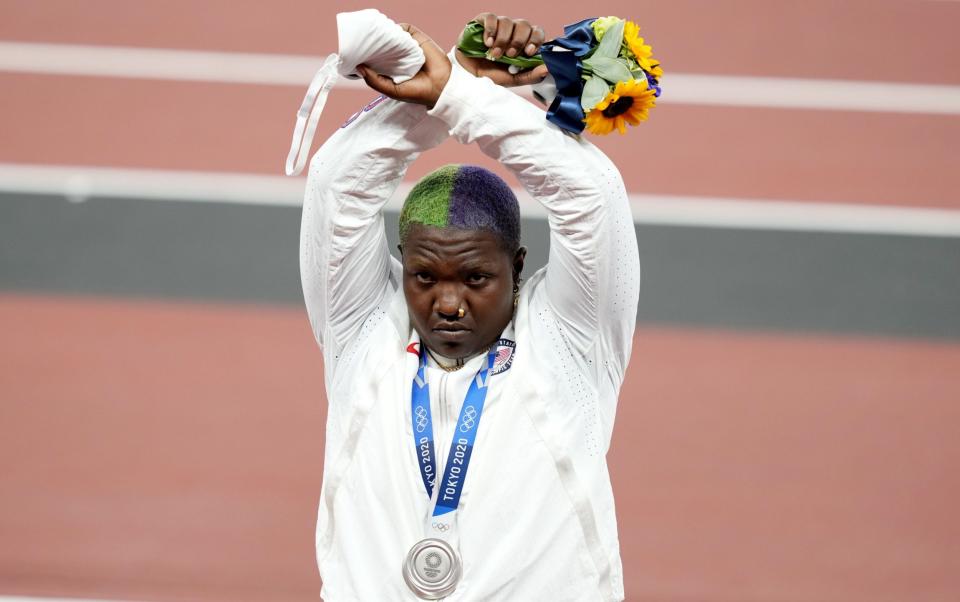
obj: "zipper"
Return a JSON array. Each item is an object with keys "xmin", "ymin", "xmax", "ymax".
[{"xmin": 437, "ymin": 371, "xmax": 449, "ymax": 473}]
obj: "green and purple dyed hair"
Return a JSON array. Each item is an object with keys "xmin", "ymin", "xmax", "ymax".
[{"xmin": 399, "ymin": 164, "xmax": 520, "ymax": 253}]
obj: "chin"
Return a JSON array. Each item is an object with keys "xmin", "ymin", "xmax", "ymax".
[
  {"xmin": 423, "ymin": 333, "xmax": 478, "ymax": 359},
  {"xmin": 429, "ymin": 339, "xmax": 470, "ymax": 359}
]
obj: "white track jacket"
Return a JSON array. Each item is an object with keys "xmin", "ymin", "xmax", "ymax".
[{"xmin": 299, "ymin": 48, "xmax": 641, "ymax": 601}]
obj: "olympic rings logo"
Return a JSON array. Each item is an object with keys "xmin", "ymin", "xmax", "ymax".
[
  {"xmin": 415, "ymin": 406, "xmax": 429, "ymax": 432},
  {"xmin": 431, "ymin": 521, "xmax": 450, "ymax": 532},
  {"xmin": 459, "ymin": 405, "xmax": 478, "ymax": 432}
]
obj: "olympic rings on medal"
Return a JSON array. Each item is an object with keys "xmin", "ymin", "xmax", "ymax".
[
  {"xmin": 431, "ymin": 521, "xmax": 450, "ymax": 532},
  {"xmin": 459, "ymin": 405, "xmax": 477, "ymax": 432},
  {"xmin": 415, "ymin": 405, "xmax": 429, "ymax": 432}
]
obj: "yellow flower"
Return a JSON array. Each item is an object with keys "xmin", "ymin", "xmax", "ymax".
[
  {"xmin": 623, "ymin": 20, "xmax": 663, "ymax": 79},
  {"xmin": 583, "ymin": 78, "xmax": 656, "ymax": 135}
]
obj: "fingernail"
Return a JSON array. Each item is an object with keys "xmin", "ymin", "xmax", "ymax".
[
  {"xmin": 506, "ymin": 47, "xmax": 518, "ymax": 57},
  {"xmin": 485, "ymin": 36, "xmax": 493, "ymax": 46},
  {"xmin": 490, "ymin": 47, "xmax": 502, "ymax": 59},
  {"xmin": 525, "ymin": 43, "xmax": 536, "ymax": 55}
]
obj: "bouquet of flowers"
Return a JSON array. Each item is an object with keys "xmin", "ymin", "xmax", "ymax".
[{"xmin": 457, "ymin": 16, "xmax": 662, "ymax": 136}]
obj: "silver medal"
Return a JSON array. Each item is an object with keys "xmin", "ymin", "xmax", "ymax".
[{"xmin": 402, "ymin": 538, "xmax": 462, "ymax": 600}]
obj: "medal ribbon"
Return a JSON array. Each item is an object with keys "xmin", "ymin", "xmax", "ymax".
[{"xmin": 410, "ymin": 343, "xmax": 498, "ymax": 517}]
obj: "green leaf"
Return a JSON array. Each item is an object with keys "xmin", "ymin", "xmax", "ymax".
[
  {"xmin": 593, "ymin": 19, "xmax": 624, "ymax": 59},
  {"xmin": 581, "ymin": 75, "xmax": 609, "ymax": 111},
  {"xmin": 582, "ymin": 56, "xmax": 633, "ymax": 84},
  {"xmin": 457, "ymin": 21, "xmax": 488, "ymax": 55},
  {"xmin": 630, "ymin": 69, "xmax": 647, "ymax": 82}
]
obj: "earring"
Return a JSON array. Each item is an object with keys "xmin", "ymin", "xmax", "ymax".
[{"xmin": 513, "ymin": 282, "xmax": 520, "ymax": 309}]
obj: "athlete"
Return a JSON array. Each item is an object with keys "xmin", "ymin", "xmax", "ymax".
[{"xmin": 299, "ymin": 13, "xmax": 640, "ymax": 601}]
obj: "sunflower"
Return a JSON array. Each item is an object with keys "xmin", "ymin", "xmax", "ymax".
[
  {"xmin": 583, "ymin": 78, "xmax": 656, "ymax": 135},
  {"xmin": 622, "ymin": 20, "xmax": 663, "ymax": 79}
]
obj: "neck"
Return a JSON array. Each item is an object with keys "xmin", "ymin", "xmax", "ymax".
[{"xmin": 426, "ymin": 347, "xmax": 484, "ymax": 372}]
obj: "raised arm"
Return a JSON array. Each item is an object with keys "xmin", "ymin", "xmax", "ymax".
[
  {"xmin": 351, "ymin": 17, "xmax": 640, "ymax": 375},
  {"xmin": 423, "ymin": 47, "xmax": 641, "ymax": 373},
  {"xmin": 299, "ymin": 97, "xmax": 448, "ymax": 355}
]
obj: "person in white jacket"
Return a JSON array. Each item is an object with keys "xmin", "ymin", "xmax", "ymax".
[{"xmin": 299, "ymin": 14, "xmax": 640, "ymax": 601}]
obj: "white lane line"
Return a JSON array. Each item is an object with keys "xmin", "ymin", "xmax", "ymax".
[
  {"xmin": 2, "ymin": 42, "xmax": 960, "ymax": 115},
  {"xmin": 664, "ymin": 74, "xmax": 960, "ymax": 114},
  {"xmin": 0, "ymin": 41, "xmax": 322, "ymax": 86},
  {"xmin": 2, "ymin": 163, "xmax": 959, "ymax": 237},
  {"xmin": 624, "ymin": 194, "xmax": 960, "ymax": 236},
  {"xmin": 0, "ymin": 598, "xmax": 145, "ymax": 602}
]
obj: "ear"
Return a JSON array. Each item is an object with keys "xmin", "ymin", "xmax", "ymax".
[{"xmin": 513, "ymin": 246, "xmax": 527, "ymax": 282}]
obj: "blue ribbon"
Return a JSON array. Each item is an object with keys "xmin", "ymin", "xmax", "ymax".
[
  {"xmin": 411, "ymin": 343, "xmax": 499, "ymax": 517},
  {"xmin": 539, "ymin": 17, "xmax": 597, "ymax": 135}
]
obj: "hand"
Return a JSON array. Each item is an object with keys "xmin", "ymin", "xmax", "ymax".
[
  {"xmin": 454, "ymin": 13, "xmax": 549, "ymax": 87},
  {"xmin": 355, "ymin": 23, "xmax": 451, "ymax": 109}
]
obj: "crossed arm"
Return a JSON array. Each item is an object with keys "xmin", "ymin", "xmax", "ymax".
[{"xmin": 300, "ymin": 17, "xmax": 639, "ymax": 372}]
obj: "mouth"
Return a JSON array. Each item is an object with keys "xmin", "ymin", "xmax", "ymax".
[{"xmin": 431, "ymin": 323, "xmax": 472, "ymax": 342}]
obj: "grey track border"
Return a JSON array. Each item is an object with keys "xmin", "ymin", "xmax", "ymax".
[{"xmin": 2, "ymin": 194, "xmax": 958, "ymax": 341}]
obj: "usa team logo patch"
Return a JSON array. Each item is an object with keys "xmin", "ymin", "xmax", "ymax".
[{"xmin": 492, "ymin": 339, "xmax": 516, "ymax": 375}]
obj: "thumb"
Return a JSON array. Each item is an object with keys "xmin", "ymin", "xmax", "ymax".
[
  {"xmin": 513, "ymin": 64, "xmax": 549, "ymax": 87},
  {"xmin": 356, "ymin": 64, "xmax": 399, "ymax": 97}
]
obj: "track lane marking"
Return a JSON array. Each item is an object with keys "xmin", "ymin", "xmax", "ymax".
[
  {"xmin": 2, "ymin": 163, "xmax": 959, "ymax": 237},
  {"xmin": 2, "ymin": 42, "xmax": 960, "ymax": 114},
  {"xmin": 0, "ymin": 598, "xmax": 146, "ymax": 602}
]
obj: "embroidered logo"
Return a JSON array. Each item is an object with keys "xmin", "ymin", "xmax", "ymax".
[
  {"xmin": 406, "ymin": 342, "xmax": 420, "ymax": 355},
  {"xmin": 492, "ymin": 339, "xmax": 516, "ymax": 375},
  {"xmin": 340, "ymin": 94, "xmax": 387, "ymax": 128}
]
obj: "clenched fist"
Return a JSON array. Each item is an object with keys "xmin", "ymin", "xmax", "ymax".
[{"xmin": 356, "ymin": 15, "xmax": 549, "ymax": 108}]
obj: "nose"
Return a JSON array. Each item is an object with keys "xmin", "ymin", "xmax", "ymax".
[{"xmin": 434, "ymin": 283, "xmax": 463, "ymax": 319}]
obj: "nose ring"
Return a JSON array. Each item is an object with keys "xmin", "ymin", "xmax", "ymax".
[{"xmin": 457, "ymin": 307, "xmax": 465, "ymax": 318}]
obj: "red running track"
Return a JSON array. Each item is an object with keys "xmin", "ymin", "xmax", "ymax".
[
  {"xmin": 1, "ymin": 294, "xmax": 958, "ymax": 601},
  {"xmin": 2, "ymin": 0, "xmax": 959, "ymax": 600}
]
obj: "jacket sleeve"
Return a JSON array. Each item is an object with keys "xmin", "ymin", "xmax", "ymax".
[
  {"xmin": 299, "ymin": 95, "xmax": 449, "ymax": 355},
  {"xmin": 425, "ymin": 51, "xmax": 641, "ymax": 374}
]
